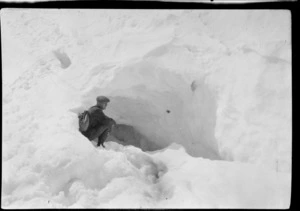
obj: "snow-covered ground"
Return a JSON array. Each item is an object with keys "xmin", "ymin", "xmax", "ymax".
[{"xmin": 2, "ymin": 9, "xmax": 291, "ymax": 208}]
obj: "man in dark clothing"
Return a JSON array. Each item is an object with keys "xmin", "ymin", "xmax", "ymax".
[{"xmin": 83, "ymin": 96, "xmax": 116, "ymax": 147}]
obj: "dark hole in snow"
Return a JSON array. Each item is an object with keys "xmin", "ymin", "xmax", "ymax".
[
  {"xmin": 53, "ymin": 50, "xmax": 72, "ymax": 69},
  {"xmin": 109, "ymin": 124, "xmax": 162, "ymax": 152},
  {"xmin": 166, "ymin": 110, "xmax": 170, "ymax": 113}
]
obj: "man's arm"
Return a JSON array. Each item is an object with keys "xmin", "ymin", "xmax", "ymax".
[
  {"xmin": 95, "ymin": 110, "xmax": 107, "ymax": 125},
  {"xmin": 90, "ymin": 107, "xmax": 116, "ymax": 127},
  {"xmin": 88, "ymin": 107, "xmax": 106, "ymax": 127}
]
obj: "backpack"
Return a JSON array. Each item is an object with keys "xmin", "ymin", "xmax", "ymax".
[{"xmin": 78, "ymin": 110, "xmax": 91, "ymax": 132}]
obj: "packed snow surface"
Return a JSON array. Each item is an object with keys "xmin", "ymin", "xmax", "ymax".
[{"xmin": 2, "ymin": 9, "xmax": 291, "ymax": 208}]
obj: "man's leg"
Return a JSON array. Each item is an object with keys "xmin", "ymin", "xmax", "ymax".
[{"xmin": 97, "ymin": 129, "xmax": 109, "ymax": 147}]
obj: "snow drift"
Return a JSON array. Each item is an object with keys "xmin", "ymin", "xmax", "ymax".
[{"xmin": 2, "ymin": 9, "xmax": 291, "ymax": 208}]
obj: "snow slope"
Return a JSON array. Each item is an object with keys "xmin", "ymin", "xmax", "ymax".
[{"xmin": 2, "ymin": 9, "xmax": 291, "ymax": 208}]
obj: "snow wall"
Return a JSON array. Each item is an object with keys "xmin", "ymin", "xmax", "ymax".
[{"xmin": 2, "ymin": 9, "xmax": 291, "ymax": 208}]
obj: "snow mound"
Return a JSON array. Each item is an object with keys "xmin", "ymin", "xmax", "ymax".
[{"xmin": 2, "ymin": 141, "xmax": 290, "ymax": 208}]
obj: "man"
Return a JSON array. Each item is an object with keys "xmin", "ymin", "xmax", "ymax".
[{"xmin": 83, "ymin": 96, "xmax": 116, "ymax": 147}]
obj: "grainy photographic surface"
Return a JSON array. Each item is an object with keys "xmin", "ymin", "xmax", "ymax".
[{"xmin": 2, "ymin": 9, "xmax": 291, "ymax": 208}]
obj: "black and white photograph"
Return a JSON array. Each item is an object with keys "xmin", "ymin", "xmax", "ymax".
[{"xmin": 2, "ymin": 8, "xmax": 292, "ymax": 208}]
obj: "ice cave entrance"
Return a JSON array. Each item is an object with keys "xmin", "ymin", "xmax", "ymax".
[{"xmin": 78, "ymin": 61, "xmax": 221, "ymax": 160}]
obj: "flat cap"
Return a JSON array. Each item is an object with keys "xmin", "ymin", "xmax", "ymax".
[{"xmin": 96, "ymin": 96, "xmax": 110, "ymax": 103}]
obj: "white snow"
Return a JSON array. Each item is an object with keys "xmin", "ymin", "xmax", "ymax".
[{"xmin": 2, "ymin": 9, "xmax": 291, "ymax": 208}]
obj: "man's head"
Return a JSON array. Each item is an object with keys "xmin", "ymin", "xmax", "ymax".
[{"xmin": 96, "ymin": 96, "xmax": 110, "ymax": 110}]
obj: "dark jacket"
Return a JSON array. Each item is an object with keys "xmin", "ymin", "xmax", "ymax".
[
  {"xmin": 88, "ymin": 105, "xmax": 110, "ymax": 128},
  {"xmin": 83, "ymin": 105, "xmax": 115, "ymax": 141}
]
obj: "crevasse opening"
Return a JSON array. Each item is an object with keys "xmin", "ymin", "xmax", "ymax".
[{"xmin": 78, "ymin": 60, "xmax": 221, "ymax": 160}]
